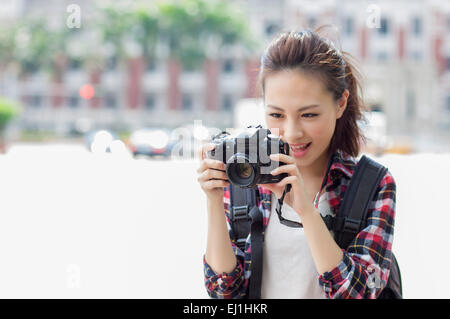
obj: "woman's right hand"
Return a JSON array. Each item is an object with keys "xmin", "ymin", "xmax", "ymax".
[{"xmin": 197, "ymin": 143, "xmax": 230, "ymax": 201}]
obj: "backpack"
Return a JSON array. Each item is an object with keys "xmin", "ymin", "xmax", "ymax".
[{"xmin": 229, "ymin": 154, "xmax": 402, "ymax": 299}]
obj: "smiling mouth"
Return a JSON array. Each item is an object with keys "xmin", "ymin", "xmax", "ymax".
[{"xmin": 290, "ymin": 142, "xmax": 312, "ymax": 151}]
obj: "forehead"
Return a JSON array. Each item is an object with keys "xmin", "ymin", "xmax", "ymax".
[{"xmin": 264, "ymin": 70, "xmax": 330, "ymax": 107}]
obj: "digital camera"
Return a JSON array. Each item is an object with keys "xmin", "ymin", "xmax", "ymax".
[{"xmin": 206, "ymin": 126, "xmax": 290, "ymax": 188}]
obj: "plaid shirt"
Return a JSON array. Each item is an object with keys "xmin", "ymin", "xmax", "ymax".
[{"xmin": 203, "ymin": 150, "xmax": 396, "ymax": 299}]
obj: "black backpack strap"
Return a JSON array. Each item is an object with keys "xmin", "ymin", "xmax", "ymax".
[
  {"xmin": 322, "ymin": 155, "xmax": 402, "ymax": 298},
  {"xmin": 229, "ymin": 184, "xmax": 263, "ymax": 299},
  {"xmin": 333, "ymin": 155, "xmax": 388, "ymax": 249},
  {"xmin": 248, "ymin": 202, "xmax": 263, "ymax": 299},
  {"xmin": 229, "ymin": 185, "xmax": 254, "ymax": 251}
]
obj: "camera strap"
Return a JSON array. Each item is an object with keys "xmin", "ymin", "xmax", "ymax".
[
  {"xmin": 229, "ymin": 185, "xmax": 263, "ymax": 299},
  {"xmin": 275, "ymin": 150, "xmax": 334, "ymax": 228}
]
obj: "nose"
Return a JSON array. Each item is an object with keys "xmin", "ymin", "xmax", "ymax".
[{"xmin": 281, "ymin": 120, "xmax": 303, "ymax": 143}]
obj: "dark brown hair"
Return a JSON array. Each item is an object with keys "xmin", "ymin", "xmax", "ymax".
[{"xmin": 257, "ymin": 28, "xmax": 367, "ymax": 157}]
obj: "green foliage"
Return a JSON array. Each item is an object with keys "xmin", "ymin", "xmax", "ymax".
[
  {"xmin": 0, "ymin": 25, "xmax": 17, "ymax": 67},
  {"xmin": 0, "ymin": 0, "xmax": 258, "ymax": 74},
  {"xmin": 9, "ymin": 18, "xmax": 79, "ymax": 76},
  {"xmin": 157, "ymin": 0, "xmax": 257, "ymax": 68},
  {"xmin": 133, "ymin": 5, "xmax": 160, "ymax": 59},
  {"xmin": 97, "ymin": 4, "xmax": 135, "ymax": 59},
  {"xmin": 0, "ymin": 97, "xmax": 20, "ymax": 132},
  {"xmin": 13, "ymin": 20, "xmax": 52, "ymax": 74}
]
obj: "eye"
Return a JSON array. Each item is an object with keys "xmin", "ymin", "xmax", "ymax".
[
  {"xmin": 268, "ymin": 113, "xmax": 283, "ymax": 119},
  {"xmin": 302, "ymin": 113, "xmax": 318, "ymax": 118}
]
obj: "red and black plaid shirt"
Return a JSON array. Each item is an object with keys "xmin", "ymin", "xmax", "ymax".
[{"xmin": 203, "ymin": 149, "xmax": 397, "ymax": 299}]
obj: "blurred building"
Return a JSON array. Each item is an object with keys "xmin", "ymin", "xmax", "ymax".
[
  {"xmin": 245, "ymin": 0, "xmax": 450, "ymax": 136},
  {"xmin": 0, "ymin": 0, "xmax": 449, "ymax": 137}
]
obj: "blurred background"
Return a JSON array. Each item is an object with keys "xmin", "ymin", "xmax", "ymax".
[{"xmin": 0, "ymin": 0, "xmax": 449, "ymax": 299}]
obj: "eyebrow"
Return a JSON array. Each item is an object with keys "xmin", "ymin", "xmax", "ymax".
[{"xmin": 267, "ymin": 104, "xmax": 320, "ymax": 112}]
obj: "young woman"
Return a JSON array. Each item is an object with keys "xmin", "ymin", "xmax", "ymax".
[{"xmin": 197, "ymin": 30, "xmax": 396, "ymax": 299}]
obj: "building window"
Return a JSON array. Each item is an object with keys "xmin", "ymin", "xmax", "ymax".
[
  {"xmin": 105, "ymin": 56, "xmax": 117, "ymax": 71},
  {"xmin": 145, "ymin": 94, "xmax": 155, "ymax": 110},
  {"xmin": 370, "ymin": 104, "xmax": 383, "ymax": 113},
  {"xmin": 222, "ymin": 94, "xmax": 233, "ymax": 111},
  {"xmin": 265, "ymin": 22, "xmax": 279, "ymax": 37},
  {"xmin": 222, "ymin": 59, "xmax": 234, "ymax": 74},
  {"xmin": 147, "ymin": 59, "xmax": 156, "ymax": 72},
  {"xmin": 379, "ymin": 17, "xmax": 389, "ymax": 35},
  {"xmin": 183, "ymin": 63, "xmax": 200, "ymax": 73},
  {"xmin": 68, "ymin": 95, "xmax": 79, "ymax": 108},
  {"xmin": 344, "ymin": 17, "xmax": 354, "ymax": 36},
  {"xmin": 182, "ymin": 94, "xmax": 193, "ymax": 110},
  {"xmin": 105, "ymin": 93, "xmax": 117, "ymax": 109},
  {"xmin": 406, "ymin": 90, "xmax": 416, "ymax": 120},
  {"xmin": 308, "ymin": 17, "xmax": 317, "ymax": 29},
  {"xmin": 412, "ymin": 16, "xmax": 422, "ymax": 36},
  {"xmin": 377, "ymin": 51, "xmax": 388, "ymax": 61},
  {"xmin": 411, "ymin": 51, "xmax": 422, "ymax": 61},
  {"xmin": 31, "ymin": 94, "xmax": 42, "ymax": 108},
  {"xmin": 69, "ymin": 58, "xmax": 82, "ymax": 70}
]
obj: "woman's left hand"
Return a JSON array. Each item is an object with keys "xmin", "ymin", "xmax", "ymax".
[{"xmin": 258, "ymin": 153, "xmax": 315, "ymax": 218}]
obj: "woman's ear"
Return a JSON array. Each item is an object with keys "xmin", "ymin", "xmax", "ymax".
[{"xmin": 336, "ymin": 89, "xmax": 349, "ymax": 119}]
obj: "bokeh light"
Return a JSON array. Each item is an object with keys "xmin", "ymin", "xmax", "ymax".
[{"xmin": 79, "ymin": 84, "xmax": 95, "ymax": 100}]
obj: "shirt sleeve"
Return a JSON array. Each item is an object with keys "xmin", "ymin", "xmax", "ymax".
[
  {"xmin": 318, "ymin": 170, "xmax": 397, "ymax": 299},
  {"xmin": 203, "ymin": 186, "xmax": 247, "ymax": 299}
]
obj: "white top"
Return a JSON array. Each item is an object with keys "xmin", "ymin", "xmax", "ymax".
[{"xmin": 260, "ymin": 191, "xmax": 334, "ymax": 299}]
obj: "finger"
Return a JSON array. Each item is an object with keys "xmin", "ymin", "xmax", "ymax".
[
  {"xmin": 197, "ymin": 159, "xmax": 226, "ymax": 174},
  {"xmin": 203, "ymin": 179, "xmax": 230, "ymax": 190},
  {"xmin": 269, "ymin": 153, "xmax": 295, "ymax": 164},
  {"xmin": 198, "ymin": 168, "xmax": 228, "ymax": 182},
  {"xmin": 196, "ymin": 148, "xmax": 202, "ymax": 160},
  {"xmin": 275, "ymin": 175, "xmax": 298, "ymax": 189},
  {"xmin": 270, "ymin": 164, "xmax": 298, "ymax": 176},
  {"xmin": 197, "ymin": 143, "xmax": 213, "ymax": 160},
  {"xmin": 198, "ymin": 143, "xmax": 217, "ymax": 160}
]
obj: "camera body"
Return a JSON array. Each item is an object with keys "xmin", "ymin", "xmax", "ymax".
[{"xmin": 206, "ymin": 126, "xmax": 290, "ymax": 188}]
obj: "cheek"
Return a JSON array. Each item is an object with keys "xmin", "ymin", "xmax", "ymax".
[{"xmin": 309, "ymin": 117, "xmax": 336, "ymax": 141}]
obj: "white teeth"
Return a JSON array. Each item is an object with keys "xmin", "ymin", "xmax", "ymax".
[{"xmin": 292, "ymin": 143, "xmax": 309, "ymax": 150}]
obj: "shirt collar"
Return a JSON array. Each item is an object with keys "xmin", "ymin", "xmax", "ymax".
[{"xmin": 328, "ymin": 149, "xmax": 356, "ymax": 181}]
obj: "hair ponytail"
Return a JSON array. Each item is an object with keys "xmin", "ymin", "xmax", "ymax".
[{"xmin": 329, "ymin": 51, "xmax": 368, "ymax": 157}]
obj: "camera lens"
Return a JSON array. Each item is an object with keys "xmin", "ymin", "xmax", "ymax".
[
  {"xmin": 226, "ymin": 154, "xmax": 258, "ymax": 188},
  {"xmin": 236, "ymin": 163, "xmax": 252, "ymax": 179}
]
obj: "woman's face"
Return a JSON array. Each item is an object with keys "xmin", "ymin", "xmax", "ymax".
[{"xmin": 264, "ymin": 69, "xmax": 348, "ymax": 172}]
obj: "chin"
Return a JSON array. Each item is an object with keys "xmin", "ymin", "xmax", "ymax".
[{"xmin": 293, "ymin": 145, "xmax": 325, "ymax": 167}]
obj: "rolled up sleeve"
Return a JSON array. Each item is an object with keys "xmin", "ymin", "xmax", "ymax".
[
  {"xmin": 203, "ymin": 255, "xmax": 244, "ymax": 298},
  {"xmin": 318, "ymin": 170, "xmax": 397, "ymax": 299},
  {"xmin": 203, "ymin": 186, "xmax": 247, "ymax": 299}
]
